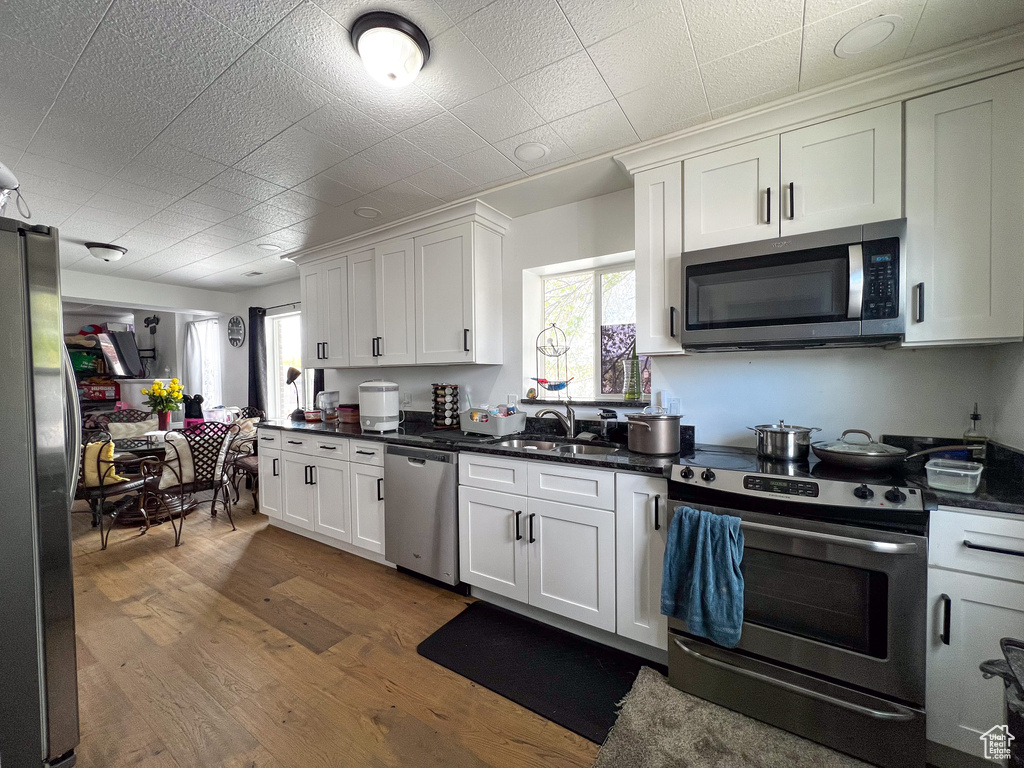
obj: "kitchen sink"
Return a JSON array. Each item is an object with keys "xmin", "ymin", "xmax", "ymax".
[
  {"xmin": 492, "ymin": 439, "xmax": 560, "ymax": 451},
  {"xmin": 554, "ymin": 444, "xmax": 621, "ymax": 456}
]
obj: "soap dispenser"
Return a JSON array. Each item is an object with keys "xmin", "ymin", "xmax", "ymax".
[{"xmin": 963, "ymin": 402, "xmax": 988, "ymax": 461}]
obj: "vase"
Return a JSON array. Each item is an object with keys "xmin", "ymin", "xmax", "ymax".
[{"xmin": 158, "ymin": 411, "xmax": 170, "ymax": 431}]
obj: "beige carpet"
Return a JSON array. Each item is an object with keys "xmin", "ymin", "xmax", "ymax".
[{"xmin": 594, "ymin": 667, "xmax": 871, "ymax": 768}]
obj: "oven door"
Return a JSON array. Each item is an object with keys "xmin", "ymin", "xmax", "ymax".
[{"xmin": 667, "ymin": 506, "xmax": 927, "ymax": 705}]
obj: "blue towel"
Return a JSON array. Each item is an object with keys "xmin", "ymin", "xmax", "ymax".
[{"xmin": 661, "ymin": 506, "xmax": 745, "ymax": 648}]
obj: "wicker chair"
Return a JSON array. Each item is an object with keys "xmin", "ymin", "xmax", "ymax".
[
  {"xmin": 237, "ymin": 406, "xmax": 264, "ymax": 420},
  {"xmin": 141, "ymin": 422, "xmax": 239, "ymax": 547},
  {"xmin": 74, "ymin": 432, "xmax": 150, "ymax": 550}
]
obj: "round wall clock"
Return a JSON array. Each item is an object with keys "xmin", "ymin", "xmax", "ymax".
[{"xmin": 227, "ymin": 315, "xmax": 246, "ymax": 347}]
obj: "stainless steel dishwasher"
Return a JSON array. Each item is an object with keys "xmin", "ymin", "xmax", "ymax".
[{"xmin": 383, "ymin": 444, "xmax": 459, "ymax": 586}]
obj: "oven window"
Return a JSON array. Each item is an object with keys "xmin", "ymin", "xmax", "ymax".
[
  {"xmin": 742, "ymin": 548, "xmax": 889, "ymax": 658},
  {"xmin": 686, "ymin": 246, "xmax": 850, "ymax": 329}
]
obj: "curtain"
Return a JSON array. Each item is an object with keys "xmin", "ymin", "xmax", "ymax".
[
  {"xmin": 182, "ymin": 319, "xmax": 222, "ymax": 406},
  {"xmin": 313, "ymin": 368, "xmax": 324, "ymax": 405},
  {"xmin": 181, "ymin": 322, "xmax": 203, "ymax": 396},
  {"xmin": 248, "ymin": 307, "xmax": 268, "ymax": 414}
]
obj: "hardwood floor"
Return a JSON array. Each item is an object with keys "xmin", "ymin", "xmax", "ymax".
[{"xmin": 71, "ymin": 495, "xmax": 600, "ymax": 768}]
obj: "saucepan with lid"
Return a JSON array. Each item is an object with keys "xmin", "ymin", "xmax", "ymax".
[
  {"xmin": 748, "ymin": 420, "xmax": 821, "ymax": 461},
  {"xmin": 626, "ymin": 406, "xmax": 682, "ymax": 455},
  {"xmin": 811, "ymin": 429, "xmax": 976, "ymax": 470}
]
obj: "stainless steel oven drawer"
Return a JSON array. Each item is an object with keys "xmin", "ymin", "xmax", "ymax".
[{"xmin": 669, "ymin": 633, "xmax": 925, "ymax": 768}]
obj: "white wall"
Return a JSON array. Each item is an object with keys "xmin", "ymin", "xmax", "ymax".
[{"xmin": 991, "ymin": 343, "xmax": 1024, "ymax": 449}]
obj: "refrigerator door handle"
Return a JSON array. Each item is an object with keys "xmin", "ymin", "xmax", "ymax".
[{"xmin": 62, "ymin": 346, "xmax": 82, "ymax": 498}]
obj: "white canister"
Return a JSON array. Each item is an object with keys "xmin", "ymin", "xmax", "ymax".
[{"xmin": 358, "ymin": 380, "xmax": 400, "ymax": 432}]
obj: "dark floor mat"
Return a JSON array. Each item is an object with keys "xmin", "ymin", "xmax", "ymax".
[{"xmin": 417, "ymin": 601, "xmax": 665, "ymax": 744}]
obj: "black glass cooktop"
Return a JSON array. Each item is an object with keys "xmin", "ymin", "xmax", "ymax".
[{"xmin": 684, "ymin": 446, "xmax": 909, "ymax": 486}]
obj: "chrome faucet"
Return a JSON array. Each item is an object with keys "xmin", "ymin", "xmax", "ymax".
[{"xmin": 536, "ymin": 402, "xmax": 576, "ymax": 437}]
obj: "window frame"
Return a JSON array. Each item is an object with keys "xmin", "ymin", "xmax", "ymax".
[{"xmin": 266, "ymin": 310, "xmax": 302, "ymax": 419}]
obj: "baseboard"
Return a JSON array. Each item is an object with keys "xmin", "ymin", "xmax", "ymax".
[
  {"xmin": 267, "ymin": 517, "xmax": 395, "ymax": 567},
  {"xmin": 471, "ymin": 586, "xmax": 669, "ymax": 667}
]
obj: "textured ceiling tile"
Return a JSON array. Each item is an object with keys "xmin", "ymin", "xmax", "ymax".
[
  {"xmin": 96, "ymin": 180, "xmax": 179, "ymax": 209},
  {"xmin": 185, "ymin": 184, "xmax": 259, "ymax": 215},
  {"xmin": 215, "ymin": 46, "xmax": 334, "ymax": 124},
  {"xmin": 105, "ymin": 0, "xmax": 247, "ymax": 64},
  {"xmin": 20, "ymin": 192, "xmax": 80, "ymax": 225},
  {"xmin": 13, "ymin": 171, "xmax": 96, "ymax": 205},
  {"xmin": 186, "ymin": 231, "xmax": 242, "ymax": 252},
  {"xmin": 446, "ymin": 145, "xmax": 522, "ymax": 185},
  {"xmin": 288, "ymin": 208, "xmax": 366, "ymax": 238},
  {"xmin": 432, "ymin": 0, "xmax": 491, "ymax": 23},
  {"xmin": 0, "ymin": 33, "xmax": 76, "ymax": 150},
  {"xmin": 415, "ymin": 27, "xmax": 506, "ymax": 108},
  {"xmin": 245, "ymin": 227, "xmax": 307, "ymax": 250},
  {"xmin": 1, "ymin": 0, "xmax": 110, "ymax": 62},
  {"xmin": 187, "ymin": 0, "xmax": 301, "ymax": 41},
  {"xmin": 617, "ymin": 68, "xmax": 710, "ymax": 140},
  {"xmin": 369, "ymin": 179, "xmax": 443, "ymax": 213},
  {"xmin": 234, "ymin": 125, "xmax": 352, "ymax": 187},
  {"xmin": 134, "ymin": 210, "xmax": 210, "ymax": 239},
  {"xmin": 355, "ymin": 135, "xmax": 437, "ymax": 178},
  {"xmin": 219, "ymin": 212, "xmax": 282, "ymax": 236},
  {"xmin": 321, "ymin": 154, "xmax": 402, "ymax": 193},
  {"xmin": 198, "ymin": 222, "xmax": 252, "ymax": 243},
  {"xmin": 549, "ymin": 100, "xmax": 639, "ymax": 156},
  {"xmin": 209, "ymin": 168, "xmax": 287, "ymax": 203},
  {"xmin": 110, "ymin": 229, "xmax": 182, "ymax": 257},
  {"xmin": 163, "ymin": 236, "xmax": 231, "ymax": 259},
  {"xmin": 452, "ymin": 84, "xmax": 546, "ymax": 143},
  {"xmin": 311, "ymin": 0, "xmax": 454, "ymax": 38},
  {"xmin": 85, "ymin": 192, "xmax": 162, "ymax": 221},
  {"xmin": 160, "ymin": 82, "xmax": 294, "ymax": 166},
  {"xmin": 556, "ymin": 0, "xmax": 679, "ymax": 46},
  {"xmin": 264, "ymin": 189, "xmax": 333, "ymax": 217},
  {"xmin": 587, "ymin": 10, "xmax": 698, "ymax": 97},
  {"xmin": 61, "ymin": 207, "xmax": 137, "ymax": 242},
  {"xmin": 298, "ymin": 100, "xmax": 394, "ymax": 154},
  {"xmin": 291, "ymin": 173, "xmax": 363, "ymax": 205},
  {"xmin": 492, "ymin": 124, "xmax": 576, "ymax": 171},
  {"xmin": 398, "ymin": 113, "xmax": 486, "ymax": 162},
  {"xmin": 682, "ymin": 0, "xmax": 805, "ymax": 64},
  {"xmin": 701, "ymin": 30, "xmax": 803, "ymax": 111},
  {"xmin": 131, "ymin": 142, "xmax": 227, "ymax": 184},
  {"xmin": 905, "ymin": 0, "xmax": 1024, "ymax": 57},
  {"xmin": 512, "ymin": 51, "xmax": 613, "ymax": 122},
  {"xmin": 257, "ymin": 3, "xmax": 358, "ymax": 96},
  {"xmin": 115, "ymin": 161, "xmax": 203, "ymax": 198},
  {"xmin": 801, "ymin": 0, "xmax": 925, "ymax": 90},
  {"xmin": 165, "ymin": 198, "xmax": 236, "ymax": 224},
  {"xmin": 243, "ymin": 201, "xmax": 313, "ymax": 228},
  {"xmin": 405, "ymin": 163, "xmax": 475, "ymax": 199},
  {"xmin": 711, "ymin": 83, "xmax": 799, "ymax": 119}
]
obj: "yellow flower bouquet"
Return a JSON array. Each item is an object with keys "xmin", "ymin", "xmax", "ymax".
[{"xmin": 141, "ymin": 378, "xmax": 184, "ymax": 414}]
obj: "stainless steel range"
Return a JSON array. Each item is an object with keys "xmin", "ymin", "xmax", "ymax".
[{"xmin": 665, "ymin": 447, "xmax": 928, "ymax": 768}]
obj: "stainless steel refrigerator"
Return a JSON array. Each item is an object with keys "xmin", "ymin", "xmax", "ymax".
[{"xmin": 0, "ymin": 215, "xmax": 80, "ymax": 767}]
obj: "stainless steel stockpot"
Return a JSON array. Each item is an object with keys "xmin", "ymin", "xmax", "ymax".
[
  {"xmin": 748, "ymin": 420, "xmax": 821, "ymax": 461},
  {"xmin": 626, "ymin": 407, "xmax": 681, "ymax": 455}
]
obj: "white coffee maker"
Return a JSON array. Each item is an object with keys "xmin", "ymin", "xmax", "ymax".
[{"xmin": 358, "ymin": 380, "xmax": 399, "ymax": 432}]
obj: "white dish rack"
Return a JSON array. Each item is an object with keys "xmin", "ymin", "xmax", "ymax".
[{"xmin": 460, "ymin": 410, "xmax": 527, "ymax": 437}]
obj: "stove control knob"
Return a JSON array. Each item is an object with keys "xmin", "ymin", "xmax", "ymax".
[
  {"xmin": 680, "ymin": 466, "xmax": 694, "ymax": 480},
  {"xmin": 884, "ymin": 487, "xmax": 907, "ymax": 504},
  {"xmin": 853, "ymin": 484, "xmax": 874, "ymax": 500},
  {"xmin": 701, "ymin": 469, "xmax": 716, "ymax": 483}
]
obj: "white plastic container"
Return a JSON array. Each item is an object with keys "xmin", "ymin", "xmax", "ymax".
[
  {"xmin": 925, "ymin": 458, "xmax": 983, "ymax": 494},
  {"xmin": 460, "ymin": 410, "xmax": 527, "ymax": 437}
]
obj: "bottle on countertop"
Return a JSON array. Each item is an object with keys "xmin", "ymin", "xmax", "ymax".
[{"xmin": 963, "ymin": 402, "xmax": 988, "ymax": 462}]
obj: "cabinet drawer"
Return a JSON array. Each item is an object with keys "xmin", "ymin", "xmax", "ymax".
[
  {"xmin": 350, "ymin": 440, "xmax": 384, "ymax": 466},
  {"xmin": 460, "ymin": 453, "xmax": 529, "ymax": 495},
  {"xmin": 280, "ymin": 433, "xmax": 313, "ymax": 454},
  {"xmin": 309, "ymin": 436, "xmax": 349, "ymax": 461},
  {"xmin": 528, "ymin": 462, "xmax": 615, "ymax": 510},
  {"xmin": 256, "ymin": 429, "xmax": 281, "ymax": 449},
  {"xmin": 930, "ymin": 508, "xmax": 1024, "ymax": 583}
]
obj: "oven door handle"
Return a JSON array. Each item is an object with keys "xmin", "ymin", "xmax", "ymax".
[
  {"xmin": 740, "ymin": 520, "xmax": 919, "ymax": 554},
  {"xmin": 672, "ymin": 637, "xmax": 917, "ymax": 722},
  {"xmin": 847, "ymin": 243, "xmax": 863, "ymax": 320}
]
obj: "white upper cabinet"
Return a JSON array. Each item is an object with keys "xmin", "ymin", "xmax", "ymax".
[
  {"xmin": 904, "ymin": 70, "xmax": 1024, "ymax": 346},
  {"xmin": 347, "ymin": 247, "xmax": 378, "ymax": 368},
  {"xmin": 779, "ymin": 102, "xmax": 903, "ymax": 236},
  {"xmin": 683, "ymin": 136, "xmax": 779, "ymax": 252},
  {"xmin": 414, "ymin": 221, "xmax": 503, "ymax": 365},
  {"xmin": 635, "ymin": 162, "xmax": 685, "ymax": 355},
  {"xmin": 299, "ymin": 257, "xmax": 349, "ymax": 367},
  {"xmin": 375, "ymin": 237, "xmax": 416, "ymax": 365},
  {"xmin": 681, "ymin": 104, "xmax": 902, "ymax": 251}
]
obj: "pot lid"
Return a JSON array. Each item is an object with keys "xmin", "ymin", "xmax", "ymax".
[
  {"xmin": 627, "ymin": 406, "xmax": 680, "ymax": 421},
  {"xmin": 812, "ymin": 429, "xmax": 907, "ymax": 457},
  {"xmin": 752, "ymin": 420, "xmax": 817, "ymax": 434}
]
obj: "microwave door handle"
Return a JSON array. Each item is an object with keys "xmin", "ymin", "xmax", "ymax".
[
  {"xmin": 847, "ymin": 244, "xmax": 863, "ymax": 320},
  {"xmin": 740, "ymin": 519, "xmax": 918, "ymax": 554}
]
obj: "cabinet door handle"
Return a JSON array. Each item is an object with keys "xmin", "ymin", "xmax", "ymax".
[
  {"xmin": 963, "ymin": 539, "xmax": 1024, "ymax": 558},
  {"xmin": 260, "ymin": 436, "xmax": 274, "ymax": 442},
  {"xmin": 377, "ymin": 477, "xmax": 384, "ymax": 501},
  {"xmin": 356, "ymin": 450, "xmax": 375, "ymax": 456},
  {"xmin": 322, "ymin": 341, "xmax": 328, "ymax": 359},
  {"xmin": 304, "ymin": 465, "xmax": 310, "ymax": 485},
  {"xmin": 371, "ymin": 336, "xmax": 378, "ymax": 357},
  {"xmin": 654, "ymin": 494, "xmax": 661, "ymax": 530},
  {"xmin": 376, "ymin": 336, "xmax": 383, "ymax": 357},
  {"xmin": 528, "ymin": 513, "xmax": 536, "ymax": 543},
  {"xmin": 319, "ymin": 445, "xmax": 336, "ymax": 451},
  {"xmin": 272, "ymin": 458, "xmax": 278, "ymax": 477},
  {"xmin": 939, "ymin": 593, "xmax": 951, "ymax": 645},
  {"xmin": 515, "ymin": 510, "xmax": 522, "ymax": 541},
  {"xmin": 916, "ymin": 282, "xmax": 925, "ymax": 323},
  {"xmin": 288, "ymin": 440, "xmax": 302, "ymax": 445},
  {"xmin": 309, "ymin": 466, "xmax": 316, "ymax": 485},
  {"xmin": 787, "ymin": 182, "xmax": 795, "ymax": 220},
  {"xmin": 669, "ymin": 306, "xmax": 677, "ymax": 338},
  {"xmin": 463, "ymin": 328, "xmax": 470, "ymax": 352},
  {"xmin": 765, "ymin": 186, "xmax": 771, "ymax": 225}
]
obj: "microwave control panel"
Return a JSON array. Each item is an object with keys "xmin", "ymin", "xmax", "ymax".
[{"xmin": 862, "ymin": 241, "xmax": 900, "ymax": 320}]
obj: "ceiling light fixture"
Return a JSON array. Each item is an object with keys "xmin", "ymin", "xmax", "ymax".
[
  {"xmin": 834, "ymin": 15, "xmax": 902, "ymax": 58},
  {"xmin": 354, "ymin": 206, "xmax": 381, "ymax": 219},
  {"xmin": 351, "ymin": 12, "xmax": 430, "ymax": 89},
  {"xmin": 514, "ymin": 142, "xmax": 549, "ymax": 162},
  {"xmin": 85, "ymin": 242, "xmax": 127, "ymax": 262},
  {"xmin": 256, "ymin": 243, "xmax": 282, "ymax": 251}
]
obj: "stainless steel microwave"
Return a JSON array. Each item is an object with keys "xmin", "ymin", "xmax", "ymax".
[{"xmin": 679, "ymin": 219, "xmax": 906, "ymax": 351}]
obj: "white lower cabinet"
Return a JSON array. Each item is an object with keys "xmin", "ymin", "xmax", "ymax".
[
  {"xmin": 458, "ymin": 487, "xmax": 529, "ymax": 602},
  {"xmin": 615, "ymin": 474, "xmax": 668, "ymax": 648},
  {"xmin": 281, "ymin": 454, "xmax": 315, "ymax": 531},
  {"xmin": 313, "ymin": 459, "xmax": 351, "ymax": 541},
  {"xmin": 527, "ymin": 498, "xmax": 616, "ymax": 632},
  {"xmin": 350, "ymin": 463, "xmax": 385, "ymax": 554},
  {"xmin": 257, "ymin": 448, "xmax": 282, "ymax": 519}
]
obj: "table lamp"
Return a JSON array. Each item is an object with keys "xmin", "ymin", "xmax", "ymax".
[{"xmin": 286, "ymin": 367, "xmax": 304, "ymax": 421}]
